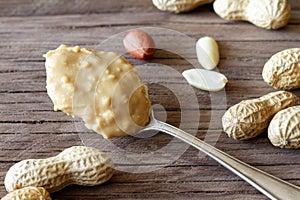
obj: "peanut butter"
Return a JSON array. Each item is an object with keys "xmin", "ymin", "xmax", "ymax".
[{"xmin": 44, "ymin": 45, "xmax": 151, "ymax": 138}]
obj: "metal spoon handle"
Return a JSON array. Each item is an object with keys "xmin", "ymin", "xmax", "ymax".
[{"xmin": 150, "ymin": 119, "xmax": 300, "ymax": 200}]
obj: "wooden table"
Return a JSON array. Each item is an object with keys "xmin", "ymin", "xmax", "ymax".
[{"xmin": 0, "ymin": 0, "xmax": 299, "ymax": 199}]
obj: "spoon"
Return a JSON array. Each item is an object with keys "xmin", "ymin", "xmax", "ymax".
[{"xmin": 137, "ymin": 110, "xmax": 300, "ymax": 200}]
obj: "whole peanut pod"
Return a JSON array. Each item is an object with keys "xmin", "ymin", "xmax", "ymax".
[
  {"xmin": 1, "ymin": 186, "xmax": 51, "ymax": 200},
  {"xmin": 5, "ymin": 146, "xmax": 114, "ymax": 193},
  {"xmin": 222, "ymin": 91, "xmax": 298, "ymax": 140},
  {"xmin": 213, "ymin": 0, "xmax": 291, "ymax": 29},
  {"xmin": 268, "ymin": 106, "xmax": 300, "ymax": 149},
  {"xmin": 152, "ymin": 0, "xmax": 214, "ymax": 13},
  {"xmin": 262, "ymin": 48, "xmax": 300, "ymax": 90}
]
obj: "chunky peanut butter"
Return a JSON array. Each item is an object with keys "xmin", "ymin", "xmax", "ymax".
[{"xmin": 44, "ymin": 45, "xmax": 151, "ymax": 138}]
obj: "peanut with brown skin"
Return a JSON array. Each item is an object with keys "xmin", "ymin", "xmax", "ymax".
[
  {"xmin": 123, "ymin": 30, "xmax": 155, "ymax": 60},
  {"xmin": 5, "ymin": 146, "xmax": 114, "ymax": 193},
  {"xmin": 1, "ymin": 187, "xmax": 51, "ymax": 200},
  {"xmin": 222, "ymin": 91, "xmax": 298, "ymax": 140}
]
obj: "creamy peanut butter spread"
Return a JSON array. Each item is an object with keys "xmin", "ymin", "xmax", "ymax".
[{"xmin": 44, "ymin": 45, "xmax": 151, "ymax": 138}]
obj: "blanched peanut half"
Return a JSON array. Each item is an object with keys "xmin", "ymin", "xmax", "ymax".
[
  {"xmin": 196, "ymin": 36, "xmax": 220, "ymax": 70},
  {"xmin": 182, "ymin": 69, "xmax": 228, "ymax": 92}
]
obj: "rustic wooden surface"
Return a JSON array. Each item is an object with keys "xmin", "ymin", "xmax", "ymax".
[{"xmin": 0, "ymin": 0, "xmax": 300, "ymax": 199}]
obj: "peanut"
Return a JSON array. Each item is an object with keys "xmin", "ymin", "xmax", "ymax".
[
  {"xmin": 5, "ymin": 146, "xmax": 114, "ymax": 193},
  {"xmin": 196, "ymin": 36, "xmax": 219, "ymax": 70},
  {"xmin": 152, "ymin": 0, "xmax": 213, "ymax": 13},
  {"xmin": 222, "ymin": 91, "xmax": 298, "ymax": 140},
  {"xmin": 1, "ymin": 186, "xmax": 51, "ymax": 200},
  {"xmin": 182, "ymin": 68, "xmax": 228, "ymax": 92},
  {"xmin": 262, "ymin": 48, "xmax": 300, "ymax": 90},
  {"xmin": 213, "ymin": 0, "xmax": 291, "ymax": 29},
  {"xmin": 268, "ymin": 106, "xmax": 300, "ymax": 149},
  {"xmin": 123, "ymin": 30, "xmax": 155, "ymax": 60}
]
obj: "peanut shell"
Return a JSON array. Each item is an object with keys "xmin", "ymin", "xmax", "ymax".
[
  {"xmin": 1, "ymin": 186, "xmax": 51, "ymax": 200},
  {"xmin": 5, "ymin": 146, "xmax": 114, "ymax": 193},
  {"xmin": 262, "ymin": 48, "xmax": 300, "ymax": 90},
  {"xmin": 268, "ymin": 106, "xmax": 300, "ymax": 149},
  {"xmin": 222, "ymin": 91, "xmax": 298, "ymax": 140},
  {"xmin": 152, "ymin": 0, "xmax": 214, "ymax": 13},
  {"xmin": 213, "ymin": 0, "xmax": 291, "ymax": 29}
]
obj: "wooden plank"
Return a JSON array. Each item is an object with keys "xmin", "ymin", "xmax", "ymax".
[
  {"xmin": 0, "ymin": 132, "xmax": 299, "ymax": 167},
  {"xmin": 1, "ymin": 40, "xmax": 300, "ymax": 64},
  {"xmin": 0, "ymin": 0, "xmax": 300, "ymax": 17},
  {"xmin": 0, "ymin": 130, "xmax": 298, "ymax": 199},
  {"xmin": 0, "ymin": 16, "xmax": 299, "ymax": 45},
  {"xmin": 0, "ymin": 0, "xmax": 159, "ymax": 16}
]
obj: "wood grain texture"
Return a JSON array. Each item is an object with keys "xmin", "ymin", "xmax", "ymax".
[{"xmin": 0, "ymin": 0, "xmax": 300, "ymax": 199}]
